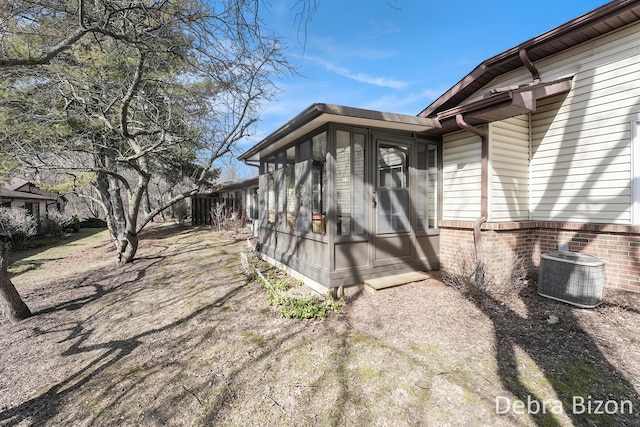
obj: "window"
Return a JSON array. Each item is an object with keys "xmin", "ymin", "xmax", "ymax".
[
  {"xmin": 296, "ymin": 139, "xmax": 312, "ymax": 233},
  {"xmin": 311, "ymin": 132, "xmax": 327, "ymax": 235},
  {"xmin": 265, "ymin": 157, "xmax": 275, "ymax": 224},
  {"xmin": 417, "ymin": 142, "xmax": 438, "ymax": 232},
  {"xmin": 24, "ymin": 202, "xmax": 40, "ymax": 219},
  {"xmin": 285, "ymin": 146, "xmax": 296, "ymax": 229},
  {"xmin": 276, "ymin": 167, "xmax": 285, "ymax": 227},
  {"xmin": 262, "ymin": 157, "xmax": 274, "ymax": 175},
  {"xmin": 377, "ymin": 142, "xmax": 409, "ymax": 233},
  {"xmin": 336, "ymin": 130, "xmax": 366, "ymax": 236}
]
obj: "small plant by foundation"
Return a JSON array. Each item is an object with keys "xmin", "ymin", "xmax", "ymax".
[
  {"xmin": 442, "ymin": 245, "xmax": 529, "ymax": 299},
  {"xmin": 242, "ymin": 253, "xmax": 341, "ymax": 319}
]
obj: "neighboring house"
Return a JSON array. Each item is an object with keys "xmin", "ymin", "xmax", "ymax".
[
  {"xmin": 191, "ymin": 177, "xmax": 259, "ymax": 226},
  {"xmin": 239, "ymin": 0, "xmax": 640, "ymax": 294},
  {"xmin": 0, "ymin": 178, "xmax": 66, "ymax": 218}
]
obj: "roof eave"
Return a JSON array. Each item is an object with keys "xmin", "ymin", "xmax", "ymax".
[
  {"xmin": 435, "ymin": 76, "xmax": 574, "ymax": 128},
  {"xmin": 239, "ymin": 103, "xmax": 440, "ymax": 162},
  {"xmin": 419, "ymin": 0, "xmax": 640, "ymax": 118}
]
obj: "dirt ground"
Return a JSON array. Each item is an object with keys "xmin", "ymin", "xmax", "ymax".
[{"xmin": 1, "ymin": 224, "xmax": 639, "ymax": 426}]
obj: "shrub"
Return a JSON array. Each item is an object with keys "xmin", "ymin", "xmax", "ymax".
[
  {"xmin": 0, "ymin": 207, "xmax": 38, "ymax": 249},
  {"xmin": 40, "ymin": 211, "xmax": 75, "ymax": 236},
  {"xmin": 442, "ymin": 245, "xmax": 529, "ymax": 299},
  {"xmin": 79, "ymin": 217, "xmax": 107, "ymax": 228},
  {"xmin": 210, "ymin": 203, "xmax": 226, "ymax": 232}
]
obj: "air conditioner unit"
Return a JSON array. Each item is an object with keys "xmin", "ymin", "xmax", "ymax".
[{"xmin": 538, "ymin": 251, "xmax": 605, "ymax": 308}]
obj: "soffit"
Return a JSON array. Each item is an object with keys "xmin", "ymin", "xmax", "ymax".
[{"xmin": 240, "ymin": 104, "xmax": 440, "ymax": 162}]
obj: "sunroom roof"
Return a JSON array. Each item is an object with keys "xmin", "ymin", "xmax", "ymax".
[{"xmin": 239, "ymin": 103, "xmax": 440, "ymax": 162}]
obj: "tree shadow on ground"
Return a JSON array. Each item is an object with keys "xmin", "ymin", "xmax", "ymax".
[
  {"xmin": 0, "ymin": 284, "xmax": 245, "ymax": 426},
  {"xmin": 470, "ymin": 284, "xmax": 640, "ymax": 426}
]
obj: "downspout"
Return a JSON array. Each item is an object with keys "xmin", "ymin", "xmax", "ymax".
[
  {"xmin": 519, "ymin": 48, "xmax": 541, "ymax": 84},
  {"xmin": 455, "ymin": 114, "xmax": 488, "ymax": 254}
]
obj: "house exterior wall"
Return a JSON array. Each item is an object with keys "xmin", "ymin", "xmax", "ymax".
[
  {"xmin": 442, "ymin": 129, "xmax": 482, "ymax": 220},
  {"xmin": 439, "ymin": 21, "xmax": 640, "ymax": 293},
  {"xmin": 439, "ymin": 221, "xmax": 640, "ymax": 292},
  {"xmin": 489, "ymin": 115, "xmax": 530, "ymax": 221},
  {"xmin": 13, "ymin": 183, "xmax": 65, "ymax": 213},
  {"xmin": 463, "ymin": 21, "xmax": 640, "ymax": 225},
  {"xmin": 532, "ymin": 222, "xmax": 640, "ymax": 292},
  {"xmin": 8, "ymin": 200, "xmax": 46, "ymax": 215}
]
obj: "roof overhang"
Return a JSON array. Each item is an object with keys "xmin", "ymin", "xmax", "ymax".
[
  {"xmin": 0, "ymin": 188, "xmax": 58, "ymax": 201},
  {"xmin": 239, "ymin": 103, "xmax": 440, "ymax": 162},
  {"xmin": 435, "ymin": 76, "xmax": 574, "ymax": 130},
  {"xmin": 215, "ymin": 176, "xmax": 259, "ymax": 192},
  {"xmin": 419, "ymin": 0, "xmax": 640, "ymax": 118}
]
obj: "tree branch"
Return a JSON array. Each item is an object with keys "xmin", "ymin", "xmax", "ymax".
[{"xmin": 0, "ymin": 27, "xmax": 93, "ymax": 68}]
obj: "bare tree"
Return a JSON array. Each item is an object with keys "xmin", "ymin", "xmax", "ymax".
[
  {"xmin": 0, "ymin": 209, "xmax": 37, "ymax": 322},
  {"xmin": 0, "ymin": 238, "xmax": 31, "ymax": 323},
  {"xmin": 1, "ymin": 0, "xmax": 294, "ymax": 266},
  {"xmin": 0, "ymin": 0, "xmax": 311, "ymax": 321}
]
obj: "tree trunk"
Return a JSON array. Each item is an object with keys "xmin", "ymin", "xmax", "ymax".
[
  {"xmin": 0, "ymin": 241, "xmax": 31, "ymax": 323},
  {"xmin": 143, "ymin": 188, "xmax": 155, "ymax": 222},
  {"xmin": 115, "ymin": 232, "xmax": 139, "ymax": 266},
  {"xmin": 0, "ymin": 273, "xmax": 32, "ymax": 323}
]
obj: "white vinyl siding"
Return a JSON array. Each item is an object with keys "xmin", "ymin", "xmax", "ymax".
[
  {"xmin": 632, "ymin": 121, "xmax": 640, "ymax": 225},
  {"xmin": 443, "ymin": 130, "xmax": 482, "ymax": 220},
  {"xmin": 489, "ymin": 115, "xmax": 530, "ymax": 221},
  {"xmin": 463, "ymin": 21, "xmax": 640, "ymax": 224},
  {"xmin": 530, "ymin": 92, "xmax": 632, "ymax": 223}
]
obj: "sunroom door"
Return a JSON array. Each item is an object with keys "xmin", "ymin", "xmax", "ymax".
[{"xmin": 373, "ymin": 139, "xmax": 412, "ymax": 263}]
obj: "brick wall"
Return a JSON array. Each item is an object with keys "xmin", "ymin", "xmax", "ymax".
[{"xmin": 439, "ymin": 221, "xmax": 640, "ymax": 293}]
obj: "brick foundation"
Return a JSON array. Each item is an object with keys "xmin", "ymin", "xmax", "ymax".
[{"xmin": 439, "ymin": 220, "xmax": 640, "ymax": 293}]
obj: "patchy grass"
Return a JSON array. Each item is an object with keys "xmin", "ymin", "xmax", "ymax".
[
  {"xmin": 0, "ymin": 224, "xmax": 639, "ymax": 426},
  {"xmin": 8, "ymin": 228, "xmax": 111, "ymax": 279},
  {"xmin": 251, "ymin": 258, "xmax": 343, "ymax": 319}
]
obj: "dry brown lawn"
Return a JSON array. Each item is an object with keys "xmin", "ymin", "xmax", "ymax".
[{"xmin": 1, "ymin": 224, "xmax": 639, "ymax": 426}]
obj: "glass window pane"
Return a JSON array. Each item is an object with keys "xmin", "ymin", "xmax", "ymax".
[
  {"xmin": 336, "ymin": 130, "xmax": 351, "ymax": 236},
  {"xmin": 276, "ymin": 168, "xmax": 285, "ymax": 227},
  {"xmin": 353, "ymin": 133, "xmax": 366, "ymax": 235},
  {"xmin": 416, "ymin": 142, "xmax": 438, "ymax": 232},
  {"xmin": 298, "ymin": 139, "xmax": 311, "ymax": 162},
  {"xmin": 266, "ymin": 157, "xmax": 275, "ymax": 173},
  {"xmin": 378, "ymin": 143, "xmax": 407, "ymax": 188},
  {"xmin": 378, "ymin": 189, "xmax": 409, "ymax": 233},
  {"xmin": 312, "ymin": 132, "xmax": 326, "ymax": 235},
  {"xmin": 427, "ymin": 145, "xmax": 438, "ymax": 229},
  {"xmin": 267, "ymin": 173, "xmax": 275, "ymax": 224},
  {"xmin": 312, "ymin": 132, "xmax": 326, "ymax": 161},
  {"xmin": 416, "ymin": 144, "xmax": 428, "ymax": 232},
  {"xmin": 295, "ymin": 160, "xmax": 311, "ymax": 233},
  {"xmin": 377, "ymin": 142, "xmax": 409, "ymax": 233},
  {"xmin": 285, "ymin": 146, "xmax": 296, "ymax": 229},
  {"xmin": 275, "ymin": 152, "xmax": 285, "ymax": 169}
]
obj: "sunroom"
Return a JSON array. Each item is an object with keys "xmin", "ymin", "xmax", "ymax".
[{"xmin": 239, "ymin": 104, "xmax": 441, "ymax": 294}]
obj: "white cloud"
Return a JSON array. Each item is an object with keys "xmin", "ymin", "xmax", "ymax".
[
  {"xmin": 306, "ymin": 56, "xmax": 408, "ymax": 89},
  {"xmin": 362, "ymin": 87, "xmax": 447, "ymax": 115},
  {"xmin": 308, "ymin": 37, "xmax": 395, "ymax": 61}
]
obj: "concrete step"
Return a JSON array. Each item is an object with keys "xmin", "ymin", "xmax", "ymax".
[{"xmin": 364, "ymin": 271, "xmax": 432, "ymax": 293}]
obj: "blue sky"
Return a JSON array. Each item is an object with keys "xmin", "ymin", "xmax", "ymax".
[{"xmin": 227, "ymin": 0, "xmax": 609, "ymax": 177}]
